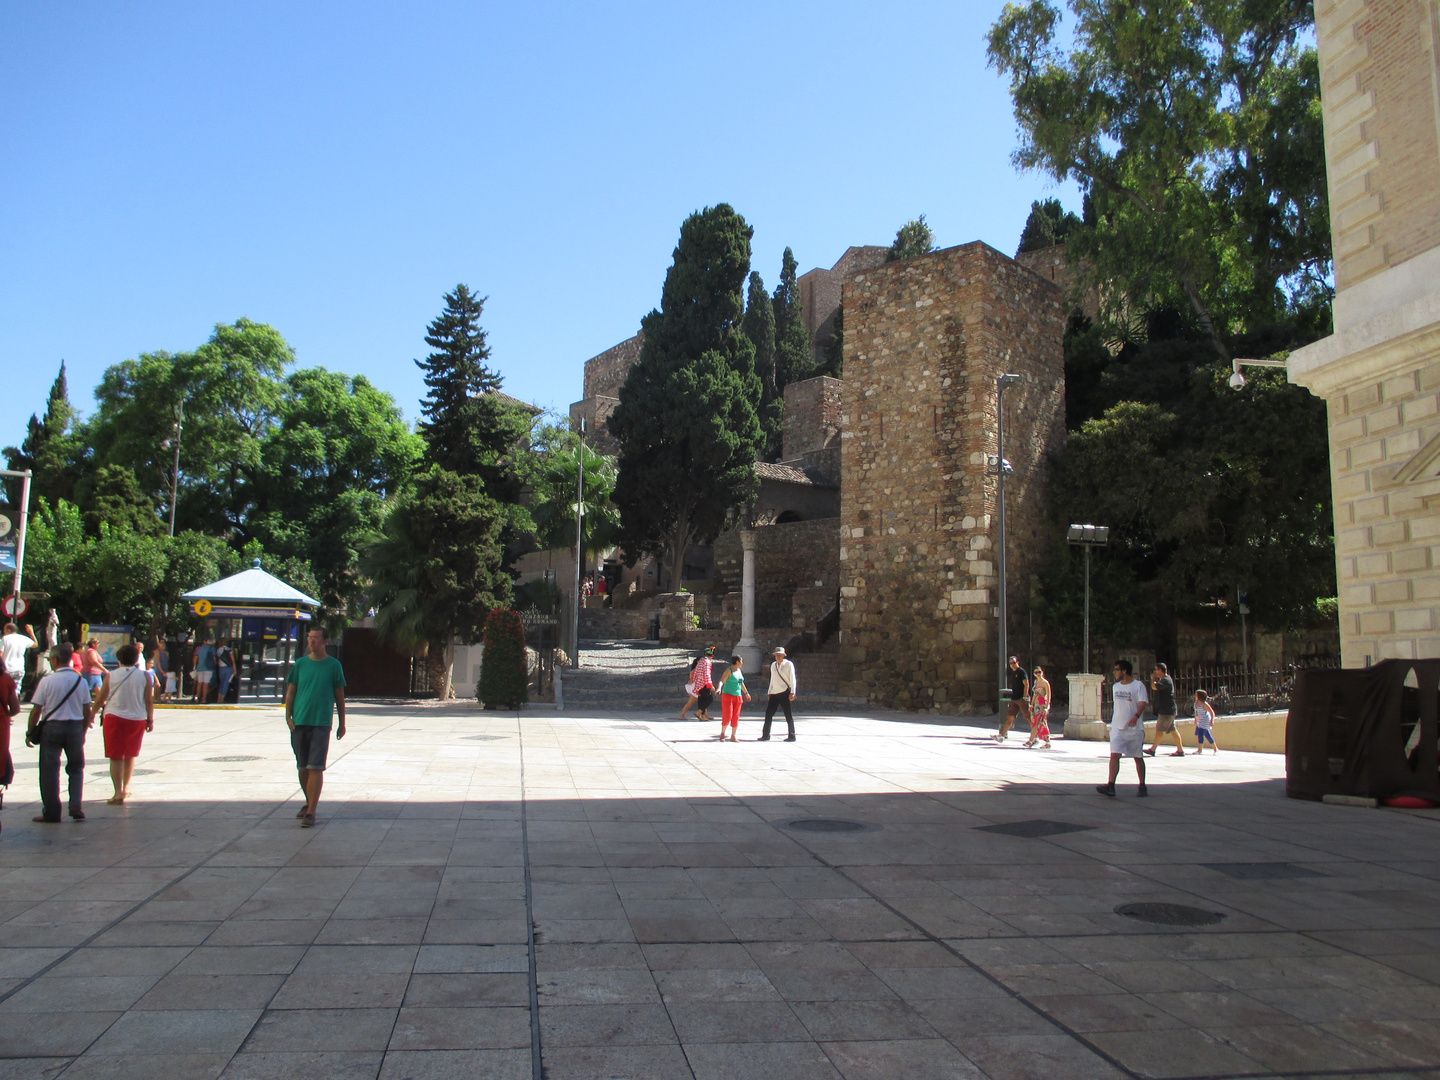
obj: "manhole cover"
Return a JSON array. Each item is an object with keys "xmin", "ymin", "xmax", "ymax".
[
  {"xmin": 463, "ymin": 735, "xmax": 504, "ymax": 741},
  {"xmin": 610, "ymin": 724, "xmax": 644, "ymax": 729},
  {"xmin": 133, "ymin": 769, "xmax": 159, "ymax": 776},
  {"xmin": 1205, "ymin": 862, "xmax": 1324, "ymax": 880},
  {"xmin": 976, "ymin": 819, "xmax": 1096, "ymax": 839},
  {"xmin": 1116, "ymin": 902, "xmax": 1227, "ymax": 926},
  {"xmin": 205, "ymin": 755, "xmax": 262, "ymax": 762},
  {"xmin": 781, "ymin": 818, "xmax": 880, "ymax": 834}
]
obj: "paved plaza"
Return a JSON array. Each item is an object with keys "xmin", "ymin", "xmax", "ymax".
[{"xmin": 1, "ymin": 699, "xmax": 1438, "ymax": 1080}]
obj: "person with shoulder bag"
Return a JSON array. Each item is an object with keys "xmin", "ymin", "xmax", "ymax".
[
  {"xmin": 26, "ymin": 643, "xmax": 94, "ymax": 823},
  {"xmin": 90, "ymin": 643, "xmax": 155, "ymax": 804}
]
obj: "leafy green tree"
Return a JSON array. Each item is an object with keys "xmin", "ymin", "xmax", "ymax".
[
  {"xmin": 743, "ymin": 271, "xmax": 783, "ymax": 460},
  {"xmin": 362, "ymin": 467, "xmax": 509, "ymax": 699},
  {"xmin": 887, "ymin": 215, "xmax": 936, "ymax": 261},
  {"xmin": 771, "ymin": 247, "xmax": 813, "ymax": 391},
  {"xmin": 609, "ymin": 204, "xmax": 764, "ymax": 588},
  {"xmin": 1041, "ymin": 354, "xmax": 1334, "ymax": 655},
  {"xmin": 4, "ymin": 362, "xmax": 84, "ymax": 508},
  {"xmin": 987, "ymin": 0, "xmax": 1328, "ymax": 357},
  {"xmin": 818, "ymin": 306, "xmax": 844, "ymax": 379},
  {"xmin": 81, "ymin": 464, "xmax": 163, "ymax": 536},
  {"xmin": 246, "ymin": 368, "xmax": 422, "ymax": 617},
  {"xmin": 1017, "ymin": 198, "xmax": 1084, "ymax": 255}
]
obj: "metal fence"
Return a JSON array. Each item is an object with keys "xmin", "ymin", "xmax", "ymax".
[
  {"xmin": 1099, "ymin": 655, "xmax": 1341, "ymax": 719},
  {"xmin": 520, "ymin": 606, "xmax": 557, "ymax": 702}
]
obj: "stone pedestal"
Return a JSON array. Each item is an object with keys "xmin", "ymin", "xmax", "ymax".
[
  {"xmin": 655, "ymin": 593, "xmax": 695, "ymax": 643},
  {"xmin": 733, "ymin": 530, "xmax": 761, "ymax": 670},
  {"xmin": 1065, "ymin": 672, "xmax": 1107, "ymax": 740}
]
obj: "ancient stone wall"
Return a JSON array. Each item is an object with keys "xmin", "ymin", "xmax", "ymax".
[
  {"xmin": 715, "ymin": 519, "xmax": 842, "ymax": 628},
  {"xmin": 569, "ymin": 395, "xmax": 621, "ymax": 456},
  {"xmin": 783, "ymin": 376, "xmax": 843, "ymax": 461},
  {"xmin": 837, "ymin": 242, "xmax": 1066, "ymax": 713},
  {"xmin": 798, "ymin": 246, "xmax": 889, "ymax": 365},
  {"xmin": 583, "ymin": 333, "xmax": 643, "ymax": 399}
]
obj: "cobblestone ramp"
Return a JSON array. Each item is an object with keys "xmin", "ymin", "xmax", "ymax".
[{"xmin": 563, "ymin": 638, "xmax": 700, "ymax": 709}]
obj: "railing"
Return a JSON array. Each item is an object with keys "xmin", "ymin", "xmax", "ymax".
[
  {"xmin": 1099, "ymin": 656, "xmax": 1340, "ymax": 720},
  {"xmin": 520, "ymin": 605, "xmax": 558, "ymax": 702}
]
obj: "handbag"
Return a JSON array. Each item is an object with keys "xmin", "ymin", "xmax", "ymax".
[{"xmin": 26, "ymin": 671, "xmax": 86, "ymax": 747}]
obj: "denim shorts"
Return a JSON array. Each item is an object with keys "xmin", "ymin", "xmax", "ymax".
[{"xmin": 291, "ymin": 725, "xmax": 332, "ymax": 771}]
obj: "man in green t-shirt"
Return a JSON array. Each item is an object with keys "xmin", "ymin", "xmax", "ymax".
[{"xmin": 285, "ymin": 625, "xmax": 346, "ymax": 827}]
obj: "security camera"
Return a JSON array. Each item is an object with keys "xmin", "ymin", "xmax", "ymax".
[{"xmin": 1228, "ymin": 371, "xmax": 1246, "ymax": 390}]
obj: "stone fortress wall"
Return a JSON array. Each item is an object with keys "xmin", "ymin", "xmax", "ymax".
[
  {"xmin": 569, "ymin": 333, "xmax": 642, "ymax": 456},
  {"xmin": 1289, "ymin": 0, "xmax": 1440, "ymax": 666},
  {"xmin": 836, "ymin": 242, "xmax": 1067, "ymax": 712}
]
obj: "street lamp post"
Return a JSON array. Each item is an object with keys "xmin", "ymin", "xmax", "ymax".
[
  {"xmin": 161, "ymin": 400, "xmax": 184, "ymax": 537},
  {"xmin": 571, "ymin": 419, "xmax": 586, "ymax": 671},
  {"xmin": 1066, "ymin": 524, "xmax": 1110, "ymax": 673},
  {"xmin": 994, "ymin": 373, "xmax": 1021, "ymax": 707}
]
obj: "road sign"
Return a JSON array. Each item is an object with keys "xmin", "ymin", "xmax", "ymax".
[
  {"xmin": 2, "ymin": 595, "xmax": 29, "ymax": 618},
  {"xmin": 192, "ymin": 599, "xmax": 212, "ymax": 616}
]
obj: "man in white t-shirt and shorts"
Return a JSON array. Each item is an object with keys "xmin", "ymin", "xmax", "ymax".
[
  {"xmin": 1098, "ymin": 659, "xmax": 1149, "ymax": 798},
  {"xmin": 2, "ymin": 623, "xmax": 37, "ymax": 686}
]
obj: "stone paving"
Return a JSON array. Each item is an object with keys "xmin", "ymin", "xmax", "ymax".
[{"xmin": 0, "ymin": 698, "xmax": 1438, "ymax": 1080}]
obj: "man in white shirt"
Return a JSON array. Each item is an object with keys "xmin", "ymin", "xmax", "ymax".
[
  {"xmin": 26, "ymin": 643, "xmax": 94, "ymax": 823},
  {"xmin": 758, "ymin": 646, "xmax": 798, "ymax": 742},
  {"xmin": 1098, "ymin": 659, "xmax": 1148, "ymax": 798},
  {"xmin": 2, "ymin": 622, "xmax": 36, "ymax": 684}
]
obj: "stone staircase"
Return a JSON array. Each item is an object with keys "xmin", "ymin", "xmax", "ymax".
[{"xmin": 562, "ymin": 639, "xmax": 700, "ymax": 710}]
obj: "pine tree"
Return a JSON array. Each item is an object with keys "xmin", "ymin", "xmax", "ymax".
[
  {"xmin": 771, "ymin": 248, "xmax": 812, "ymax": 392},
  {"xmin": 4, "ymin": 362, "xmax": 82, "ymax": 507},
  {"xmin": 887, "ymin": 215, "xmax": 936, "ymax": 262},
  {"xmin": 609, "ymin": 205, "xmax": 764, "ymax": 589},
  {"xmin": 414, "ymin": 285, "xmax": 524, "ymax": 485},
  {"xmin": 743, "ymin": 271, "xmax": 782, "ymax": 460}
]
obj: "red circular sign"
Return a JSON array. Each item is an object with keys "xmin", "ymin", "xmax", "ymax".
[{"xmin": 2, "ymin": 595, "xmax": 28, "ymax": 618}]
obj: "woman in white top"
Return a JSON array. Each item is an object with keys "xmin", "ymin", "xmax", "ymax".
[{"xmin": 90, "ymin": 642, "xmax": 154, "ymax": 804}]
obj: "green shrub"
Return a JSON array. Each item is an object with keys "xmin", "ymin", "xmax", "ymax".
[{"xmin": 478, "ymin": 607, "xmax": 528, "ymax": 709}]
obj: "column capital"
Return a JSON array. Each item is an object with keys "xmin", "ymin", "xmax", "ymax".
[{"xmin": 739, "ymin": 528, "xmax": 757, "ymax": 552}]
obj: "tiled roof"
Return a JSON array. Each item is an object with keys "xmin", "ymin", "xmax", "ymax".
[{"xmin": 754, "ymin": 461, "xmax": 839, "ymax": 488}]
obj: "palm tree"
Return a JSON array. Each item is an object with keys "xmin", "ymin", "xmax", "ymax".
[{"xmin": 530, "ymin": 439, "xmax": 620, "ymax": 578}]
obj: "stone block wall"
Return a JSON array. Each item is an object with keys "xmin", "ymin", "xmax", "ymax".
[
  {"xmin": 783, "ymin": 377, "xmax": 843, "ymax": 461},
  {"xmin": 579, "ymin": 607, "xmax": 652, "ymax": 640},
  {"xmin": 583, "ymin": 333, "xmax": 643, "ymax": 398},
  {"xmin": 837, "ymin": 241, "xmax": 1066, "ymax": 713},
  {"xmin": 569, "ymin": 395, "xmax": 621, "ymax": 456},
  {"xmin": 1289, "ymin": 0, "xmax": 1440, "ymax": 668},
  {"xmin": 715, "ymin": 519, "xmax": 843, "ymax": 628}
]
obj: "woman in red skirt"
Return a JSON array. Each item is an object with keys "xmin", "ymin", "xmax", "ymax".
[{"xmin": 90, "ymin": 643, "xmax": 154, "ymax": 804}]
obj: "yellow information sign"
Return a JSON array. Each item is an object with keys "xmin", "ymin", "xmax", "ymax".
[{"xmin": 192, "ymin": 599, "xmax": 212, "ymax": 616}]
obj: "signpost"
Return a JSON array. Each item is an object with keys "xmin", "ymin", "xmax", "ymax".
[{"xmin": 0, "ymin": 469, "xmax": 32, "ymax": 598}]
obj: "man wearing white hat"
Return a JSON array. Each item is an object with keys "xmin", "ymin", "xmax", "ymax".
[{"xmin": 758, "ymin": 646, "xmax": 798, "ymax": 742}]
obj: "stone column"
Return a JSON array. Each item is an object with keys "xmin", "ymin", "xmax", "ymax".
[
  {"xmin": 1064, "ymin": 672, "xmax": 1107, "ymax": 739},
  {"xmin": 734, "ymin": 530, "xmax": 761, "ymax": 670}
]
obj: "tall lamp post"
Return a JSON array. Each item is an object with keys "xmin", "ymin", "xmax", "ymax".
[
  {"xmin": 1066, "ymin": 524, "xmax": 1110, "ymax": 673},
  {"xmin": 160, "ymin": 400, "xmax": 184, "ymax": 537},
  {"xmin": 571, "ymin": 419, "xmax": 586, "ymax": 671},
  {"xmin": 993, "ymin": 372, "xmax": 1021, "ymax": 707}
]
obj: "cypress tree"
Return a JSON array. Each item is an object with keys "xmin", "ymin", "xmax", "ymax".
[
  {"xmin": 609, "ymin": 204, "xmax": 764, "ymax": 589},
  {"xmin": 771, "ymin": 248, "xmax": 812, "ymax": 392},
  {"xmin": 4, "ymin": 362, "xmax": 82, "ymax": 507},
  {"xmin": 743, "ymin": 271, "xmax": 783, "ymax": 461}
]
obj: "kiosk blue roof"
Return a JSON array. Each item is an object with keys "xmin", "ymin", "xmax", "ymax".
[{"xmin": 182, "ymin": 560, "xmax": 320, "ymax": 608}]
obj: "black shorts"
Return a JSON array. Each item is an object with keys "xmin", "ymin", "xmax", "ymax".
[
  {"xmin": 291, "ymin": 725, "xmax": 332, "ymax": 771},
  {"xmin": 696, "ymin": 687, "xmax": 714, "ymax": 710}
]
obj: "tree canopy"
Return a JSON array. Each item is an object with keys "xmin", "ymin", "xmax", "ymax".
[
  {"xmin": 609, "ymin": 204, "xmax": 764, "ymax": 588},
  {"xmin": 771, "ymin": 247, "xmax": 813, "ymax": 392},
  {"xmin": 742, "ymin": 271, "xmax": 783, "ymax": 460},
  {"xmin": 887, "ymin": 215, "xmax": 937, "ymax": 262},
  {"xmin": 987, "ymin": 0, "xmax": 1329, "ymax": 357}
]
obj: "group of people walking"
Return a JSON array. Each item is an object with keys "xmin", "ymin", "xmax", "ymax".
[
  {"xmin": 996, "ymin": 656, "xmax": 1053, "ymax": 748},
  {"xmin": 680, "ymin": 644, "xmax": 799, "ymax": 742}
]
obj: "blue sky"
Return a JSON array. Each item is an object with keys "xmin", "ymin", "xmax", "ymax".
[{"xmin": 1, "ymin": 1, "xmax": 1080, "ymax": 445}]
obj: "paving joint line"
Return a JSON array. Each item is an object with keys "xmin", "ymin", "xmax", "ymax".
[{"xmin": 517, "ymin": 710, "xmax": 545, "ymax": 1080}]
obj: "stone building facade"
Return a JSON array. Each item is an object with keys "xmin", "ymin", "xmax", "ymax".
[
  {"xmin": 798, "ymin": 246, "xmax": 890, "ymax": 367},
  {"xmin": 569, "ymin": 333, "xmax": 642, "ymax": 456},
  {"xmin": 1289, "ymin": 0, "xmax": 1440, "ymax": 666},
  {"xmin": 836, "ymin": 242, "xmax": 1067, "ymax": 712}
]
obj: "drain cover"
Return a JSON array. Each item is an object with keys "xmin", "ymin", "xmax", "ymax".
[
  {"xmin": 781, "ymin": 818, "xmax": 879, "ymax": 834},
  {"xmin": 205, "ymin": 755, "xmax": 261, "ymax": 762},
  {"xmin": 463, "ymin": 735, "xmax": 504, "ymax": 741},
  {"xmin": 133, "ymin": 769, "xmax": 159, "ymax": 776},
  {"xmin": 976, "ymin": 819, "xmax": 1096, "ymax": 839},
  {"xmin": 1116, "ymin": 902, "xmax": 1227, "ymax": 926},
  {"xmin": 1205, "ymin": 862, "xmax": 1324, "ymax": 880}
]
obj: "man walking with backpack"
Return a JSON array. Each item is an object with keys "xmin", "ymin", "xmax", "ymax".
[{"xmin": 26, "ymin": 643, "xmax": 94, "ymax": 823}]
